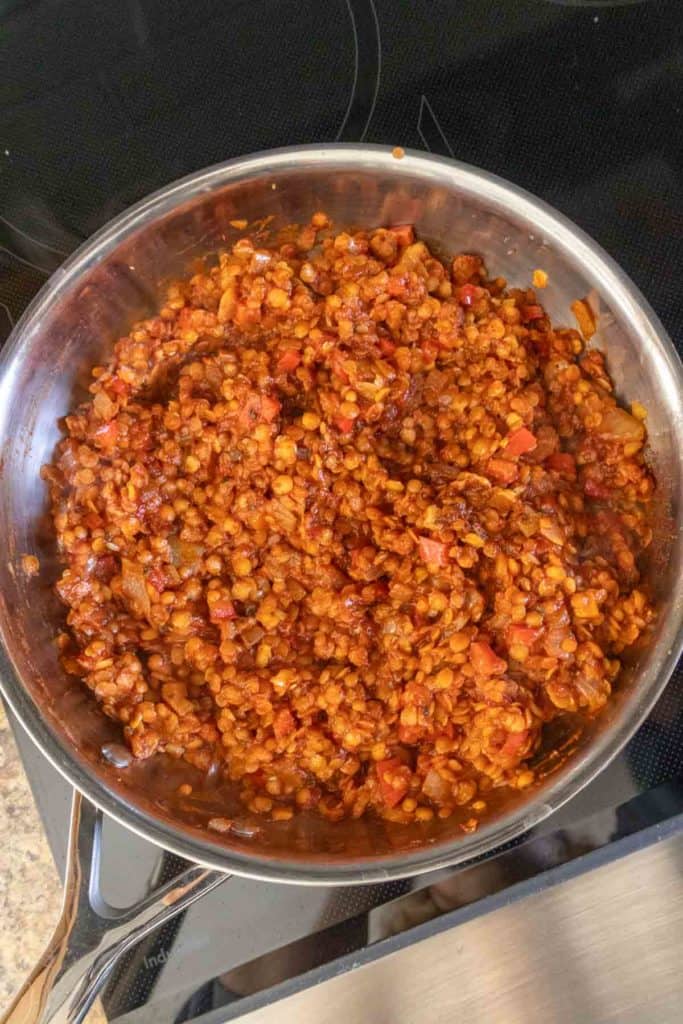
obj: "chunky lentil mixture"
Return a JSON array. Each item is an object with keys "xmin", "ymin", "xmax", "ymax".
[{"xmin": 46, "ymin": 214, "xmax": 655, "ymax": 829}]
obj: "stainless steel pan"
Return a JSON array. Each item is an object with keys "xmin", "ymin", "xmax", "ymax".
[{"xmin": 1, "ymin": 145, "xmax": 682, "ymax": 1024}]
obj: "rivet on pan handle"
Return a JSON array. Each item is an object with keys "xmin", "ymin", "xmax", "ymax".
[{"xmin": 1, "ymin": 790, "xmax": 227, "ymax": 1024}]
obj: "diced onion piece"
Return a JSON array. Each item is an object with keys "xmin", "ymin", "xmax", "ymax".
[
  {"xmin": 168, "ymin": 537, "xmax": 204, "ymax": 570},
  {"xmin": 422, "ymin": 768, "xmax": 452, "ymax": 802},
  {"xmin": 209, "ymin": 598, "xmax": 236, "ymax": 622},
  {"xmin": 93, "ymin": 390, "xmax": 116, "ymax": 421},
  {"xmin": 121, "ymin": 557, "xmax": 151, "ymax": 619},
  {"xmin": 598, "ymin": 407, "xmax": 645, "ymax": 442},
  {"xmin": 544, "ymin": 627, "xmax": 575, "ymax": 660},
  {"xmin": 539, "ymin": 520, "xmax": 565, "ymax": 545},
  {"xmin": 92, "ymin": 420, "xmax": 119, "ymax": 448},
  {"xmin": 418, "ymin": 537, "xmax": 448, "ymax": 566}
]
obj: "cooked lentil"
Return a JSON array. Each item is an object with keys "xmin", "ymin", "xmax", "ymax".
[
  {"xmin": 45, "ymin": 216, "xmax": 655, "ymax": 828},
  {"xmin": 21, "ymin": 553, "xmax": 40, "ymax": 577}
]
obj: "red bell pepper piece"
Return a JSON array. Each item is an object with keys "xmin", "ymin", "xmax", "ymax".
[
  {"xmin": 505, "ymin": 427, "xmax": 537, "ymax": 458},
  {"xmin": 470, "ymin": 641, "xmax": 507, "ymax": 676},
  {"xmin": 334, "ymin": 415, "xmax": 355, "ymax": 434},
  {"xmin": 277, "ymin": 349, "xmax": 301, "ymax": 372},
  {"xmin": 376, "ymin": 759, "xmax": 411, "ymax": 808},
  {"xmin": 260, "ymin": 395, "xmax": 281, "ymax": 422},
  {"xmin": 500, "ymin": 729, "xmax": 529, "ymax": 757},
  {"xmin": 273, "ymin": 708, "xmax": 296, "ymax": 739},
  {"xmin": 546, "ymin": 452, "xmax": 577, "ymax": 479},
  {"xmin": 331, "ymin": 351, "xmax": 351, "ymax": 383},
  {"xmin": 458, "ymin": 283, "xmax": 482, "ymax": 307},
  {"xmin": 507, "ymin": 625, "xmax": 540, "ymax": 648}
]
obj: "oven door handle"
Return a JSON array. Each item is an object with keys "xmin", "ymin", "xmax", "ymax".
[{"xmin": 2, "ymin": 790, "xmax": 227, "ymax": 1024}]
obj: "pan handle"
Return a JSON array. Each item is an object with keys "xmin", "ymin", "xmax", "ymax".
[{"xmin": 2, "ymin": 790, "xmax": 227, "ymax": 1024}]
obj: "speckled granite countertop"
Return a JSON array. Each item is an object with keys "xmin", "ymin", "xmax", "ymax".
[
  {"xmin": 0, "ymin": 700, "xmax": 62, "ymax": 1009},
  {"xmin": 0, "ymin": 699, "xmax": 105, "ymax": 1021}
]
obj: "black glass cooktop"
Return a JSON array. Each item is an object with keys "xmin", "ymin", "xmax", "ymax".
[{"xmin": 2, "ymin": 2, "xmax": 682, "ymax": 1021}]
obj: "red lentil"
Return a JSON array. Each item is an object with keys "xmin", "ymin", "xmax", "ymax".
[
  {"xmin": 21, "ymin": 553, "xmax": 40, "ymax": 577},
  {"xmin": 45, "ymin": 215, "xmax": 655, "ymax": 829}
]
